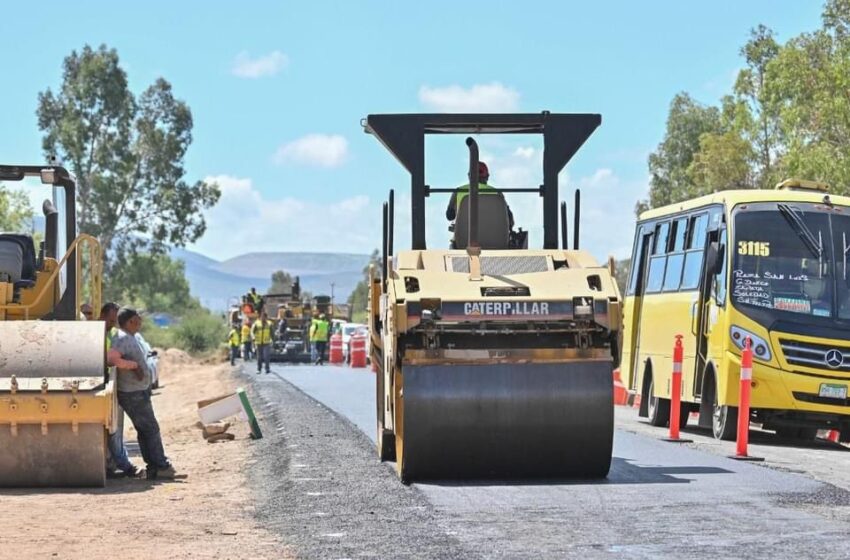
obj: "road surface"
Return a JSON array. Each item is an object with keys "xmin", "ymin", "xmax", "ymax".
[{"xmin": 241, "ymin": 362, "xmax": 850, "ymax": 559}]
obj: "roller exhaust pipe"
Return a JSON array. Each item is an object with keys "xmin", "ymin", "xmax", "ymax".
[
  {"xmin": 560, "ymin": 201, "xmax": 569, "ymax": 250},
  {"xmin": 466, "ymin": 137, "xmax": 480, "ymax": 252},
  {"xmin": 573, "ymin": 189, "xmax": 581, "ymax": 250},
  {"xmin": 43, "ymin": 199, "xmax": 58, "ymax": 259}
]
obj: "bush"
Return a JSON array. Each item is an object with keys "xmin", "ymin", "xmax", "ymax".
[
  {"xmin": 173, "ymin": 311, "xmax": 226, "ymax": 354},
  {"xmin": 141, "ymin": 318, "xmax": 176, "ymax": 349}
]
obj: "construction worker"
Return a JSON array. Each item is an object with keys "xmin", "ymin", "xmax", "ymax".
[
  {"xmin": 252, "ymin": 310, "xmax": 274, "ymax": 374},
  {"xmin": 310, "ymin": 312, "xmax": 330, "ymax": 365},
  {"xmin": 241, "ymin": 320, "xmax": 253, "ymax": 360},
  {"xmin": 101, "ymin": 302, "xmax": 140, "ymax": 478},
  {"xmin": 445, "ymin": 160, "xmax": 514, "ymax": 228},
  {"xmin": 248, "ymin": 287, "xmax": 264, "ymax": 313},
  {"xmin": 227, "ymin": 324, "xmax": 241, "ymax": 366}
]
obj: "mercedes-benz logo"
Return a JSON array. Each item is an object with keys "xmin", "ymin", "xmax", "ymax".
[{"xmin": 825, "ymin": 349, "xmax": 844, "ymax": 369}]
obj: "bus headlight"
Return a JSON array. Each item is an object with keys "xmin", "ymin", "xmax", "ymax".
[{"xmin": 730, "ymin": 325, "xmax": 772, "ymax": 361}]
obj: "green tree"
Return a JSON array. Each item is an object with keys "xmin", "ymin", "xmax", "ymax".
[
  {"xmin": 732, "ymin": 25, "xmax": 782, "ymax": 188},
  {"xmin": 0, "ymin": 184, "xmax": 34, "ymax": 231},
  {"xmin": 105, "ymin": 252, "xmax": 199, "ymax": 315},
  {"xmin": 269, "ymin": 269, "xmax": 293, "ymax": 294},
  {"xmin": 767, "ymin": 1, "xmax": 850, "ymax": 193},
  {"xmin": 687, "ymin": 131, "xmax": 755, "ymax": 192},
  {"xmin": 643, "ymin": 93, "xmax": 722, "ymax": 212},
  {"xmin": 36, "ymin": 45, "xmax": 220, "ymax": 261}
]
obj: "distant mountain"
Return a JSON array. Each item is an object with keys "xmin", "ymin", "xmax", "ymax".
[{"xmin": 170, "ymin": 248, "xmax": 370, "ymax": 311}]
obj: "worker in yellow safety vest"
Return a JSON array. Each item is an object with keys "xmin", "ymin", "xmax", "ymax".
[
  {"xmin": 248, "ymin": 287, "xmax": 264, "ymax": 313},
  {"xmin": 445, "ymin": 160, "xmax": 514, "ymax": 228},
  {"xmin": 310, "ymin": 313, "xmax": 330, "ymax": 365},
  {"xmin": 252, "ymin": 311, "xmax": 274, "ymax": 374},
  {"xmin": 227, "ymin": 326, "xmax": 241, "ymax": 366},
  {"xmin": 241, "ymin": 321, "xmax": 253, "ymax": 360}
]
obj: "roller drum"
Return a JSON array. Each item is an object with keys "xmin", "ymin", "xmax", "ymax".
[
  {"xmin": 0, "ymin": 321, "xmax": 104, "ymax": 379},
  {"xmin": 0, "ymin": 321, "xmax": 108, "ymax": 487},
  {"xmin": 0, "ymin": 424, "xmax": 106, "ymax": 487},
  {"xmin": 400, "ymin": 361, "xmax": 613, "ymax": 480}
]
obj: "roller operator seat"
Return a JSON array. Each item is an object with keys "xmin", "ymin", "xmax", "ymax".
[
  {"xmin": 452, "ymin": 193, "xmax": 511, "ymax": 250},
  {"xmin": 0, "ymin": 234, "xmax": 36, "ymax": 288}
]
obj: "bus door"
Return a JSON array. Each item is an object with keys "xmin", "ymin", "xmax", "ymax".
[
  {"xmin": 694, "ymin": 222, "xmax": 726, "ymax": 414},
  {"xmin": 628, "ymin": 228, "xmax": 654, "ymax": 393}
]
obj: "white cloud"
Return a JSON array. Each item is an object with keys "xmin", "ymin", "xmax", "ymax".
[
  {"xmin": 571, "ymin": 169, "xmax": 648, "ymax": 260},
  {"xmin": 513, "ymin": 146, "xmax": 536, "ymax": 160},
  {"xmin": 273, "ymin": 134, "xmax": 349, "ymax": 167},
  {"xmin": 191, "ymin": 175, "xmax": 378, "ymax": 259},
  {"xmin": 231, "ymin": 50, "xmax": 289, "ymax": 78},
  {"xmin": 419, "ymin": 82, "xmax": 520, "ymax": 112}
]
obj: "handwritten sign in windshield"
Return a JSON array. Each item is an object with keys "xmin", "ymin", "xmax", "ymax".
[{"xmin": 732, "ymin": 269, "xmax": 811, "ymax": 311}]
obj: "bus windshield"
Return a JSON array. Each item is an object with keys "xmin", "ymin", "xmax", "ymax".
[{"xmin": 732, "ymin": 202, "xmax": 850, "ymax": 320}]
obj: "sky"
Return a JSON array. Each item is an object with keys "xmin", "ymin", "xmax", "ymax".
[{"xmin": 0, "ymin": 1, "xmax": 824, "ymax": 263}]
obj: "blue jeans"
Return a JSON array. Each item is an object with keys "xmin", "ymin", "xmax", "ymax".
[
  {"xmin": 107, "ymin": 406, "xmax": 133, "ymax": 471},
  {"xmin": 257, "ymin": 344, "xmax": 271, "ymax": 372},
  {"xmin": 230, "ymin": 346, "xmax": 239, "ymax": 365},
  {"xmin": 117, "ymin": 389, "xmax": 169, "ymax": 470},
  {"xmin": 314, "ymin": 341, "xmax": 327, "ymax": 364}
]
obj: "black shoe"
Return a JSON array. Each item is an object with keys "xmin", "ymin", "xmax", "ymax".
[
  {"xmin": 122, "ymin": 464, "xmax": 141, "ymax": 478},
  {"xmin": 265, "ymin": 369, "xmax": 271, "ymax": 374},
  {"xmin": 146, "ymin": 464, "xmax": 176, "ymax": 480}
]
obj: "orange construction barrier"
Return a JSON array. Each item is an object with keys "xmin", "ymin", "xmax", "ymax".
[
  {"xmin": 350, "ymin": 333, "xmax": 367, "ymax": 368},
  {"xmin": 613, "ymin": 368, "xmax": 628, "ymax": 405},
  {"xmin": 329, "ymin": 333, "xmax": 343, "ymax": 364}
]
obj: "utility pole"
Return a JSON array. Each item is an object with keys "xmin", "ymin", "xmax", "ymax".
[{"xmin": 330, "ymin": 282, "xmax": 335, "ymax": 309}]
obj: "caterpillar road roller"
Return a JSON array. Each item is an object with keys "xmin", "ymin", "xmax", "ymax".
[
  {"xmin": 364, "ymin": 113, "xmax": 621, "ymax": 482},
  {"xmin": 0, "ymin": 165, "xmax": 112, "ymax": 487}
]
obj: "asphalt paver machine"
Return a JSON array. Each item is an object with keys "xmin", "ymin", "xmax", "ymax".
[
  {"xmin": 365, "ymin": 113, "xmax": 621, "ymax": 482},
  {"xmin": 0, "ymin": 165, "xmax": 111, "ymax": 487}
]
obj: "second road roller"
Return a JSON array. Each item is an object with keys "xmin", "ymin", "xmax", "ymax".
[
  {"xmin": 0, "ymin": 165, "xmax": 112, "ymax": 487},
  {"xmin": 364, "ymin": 112, "xmax": 621, "ymax": 482}
]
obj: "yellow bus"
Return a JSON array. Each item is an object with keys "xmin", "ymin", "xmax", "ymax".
[{"xmin": 621, "ymin": 179, "xmax": 850, "ymax": 441}]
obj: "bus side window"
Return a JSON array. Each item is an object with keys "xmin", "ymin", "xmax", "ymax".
[
  {"xmin": 653, "ymin": 222, "xmax": 669, "ymax": 255},
  {"xmin": 713, "ymin": 229, "xmax": 728, "ymax": 305},
  {"xmin": 662, "ymin": 217, "xmax": 688, "ymax": 291},
  {"xmin": 627, "ymin": 224, "xmax": 647, "ymax": 295},
  {"xmin": 681, "ymin": 213, "xmax": 708, "ymax": 290},
  {"xmin": 647, "ymin": 221, "xmax": 669, "ymax": 293}
]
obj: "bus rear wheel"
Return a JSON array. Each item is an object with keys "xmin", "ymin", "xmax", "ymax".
[{"xmin": 647, "ymin": 377, "xmax": 670, "ymax": 427}]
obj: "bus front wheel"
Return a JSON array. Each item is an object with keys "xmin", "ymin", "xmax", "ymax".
[{"xmin": 712, "ymin": 397, "xmax": 738, "ymax": 441}]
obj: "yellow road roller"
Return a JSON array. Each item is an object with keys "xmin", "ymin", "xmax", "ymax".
[
  {"xmin": 365, "ymin": 113, "xmax": 621, "ymax": 482},
  {"xmin": 0, "ymin": 165, "xmax": 112, "ymax": 487}
]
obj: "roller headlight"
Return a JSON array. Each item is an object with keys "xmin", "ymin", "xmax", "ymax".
[{"xmin": 730, "ymin": 325, "xmax": 772, "ymax": 361}]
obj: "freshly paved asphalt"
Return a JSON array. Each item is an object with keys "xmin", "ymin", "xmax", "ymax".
[{"xmin": 241, "ymin": 362, "xmax": 850, "ymax": 559}]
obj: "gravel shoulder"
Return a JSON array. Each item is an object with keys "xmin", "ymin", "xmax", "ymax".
[
  {"xmin": 241, "ymin": 366, "xmax": 475, "ymax": 559},
  {"xmin": 0, "ymin": 350, "xmax": 288, "ymax": 560}
]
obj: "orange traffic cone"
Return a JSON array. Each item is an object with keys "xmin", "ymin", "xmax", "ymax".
[{"xmin": 613, "ymin": 368, "xmax": 628, "ymax": 406}]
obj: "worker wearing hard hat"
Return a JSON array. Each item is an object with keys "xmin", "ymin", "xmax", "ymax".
[
  {"xmin": 248, "ymin": 287, "xmax": 264, "ymax": 313},
  {"xmin": 241, "ymin": 320, "xmax": 253, "ymax": 360},
  {"xmin": 252, "ymin": 311, "xmax": 274, "ymax": 374},
  {"xmin": 310, "ymin": 313, "xmax": 330, "ymax": 365},
  {"xmin": 226, "ymin": 325, "xmax": 241, "ymax": 366},
  {"xmin": 445, "ymin": 160, "xmax": 514, "ymax": 228}
]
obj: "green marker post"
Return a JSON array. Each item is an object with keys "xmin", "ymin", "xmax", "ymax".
[{"xmin": 237, "ymin": 387, "xmax": 263, "ymax": 439}]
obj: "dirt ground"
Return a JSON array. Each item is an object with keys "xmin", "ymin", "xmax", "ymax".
[{"xmin": 0, "ymin": 349, "xmax": 290, "ymax": 560}]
